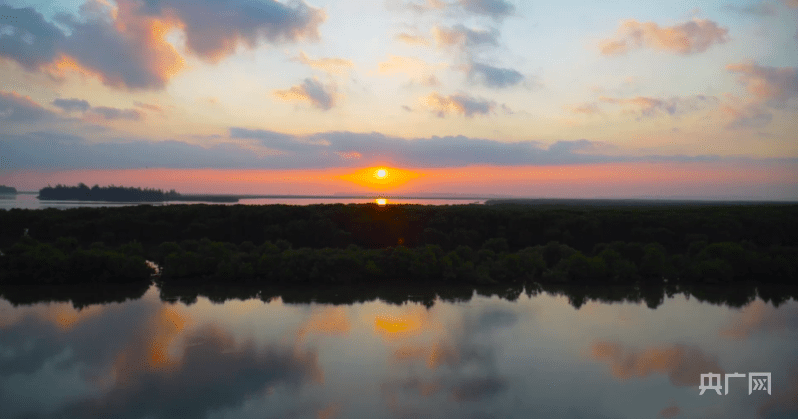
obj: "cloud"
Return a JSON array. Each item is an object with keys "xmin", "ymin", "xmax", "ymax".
[
  {"xmin": 402, "ymin": 0, "xmax": 514, "ymax": 20},
  {"xmin": 450, "ymin": 377, "xmax": 508, "ymax": 401},
  {"xmin": 4, "ymin": 129, "xmax": 794, "ymax": 171},
  {"xmin": 52, "ymin": 98, "xmax": 91, "ymax": 113},
  {"xmin": 722, "ymin": 62, "xmax": 798, "ymax": 129},
  {"xmin": 39, "ymin": 1, "xmax": 185, "ymax": 90},
  {"xmin": 51, "ymin": 97, "xmax": 142, "ymax": 120},
  {"xmin": 0, "ymin": 90, "xmax": 56, "ymax": 121},
  {"xmin": 723, "ymin": 2, "xmax": 778, "ymax": 16},
  {"xmin": 273, "ymin": 78, "xmax": 336, "ymax": 110},
  {"xmin": 420, "ymin": 92, "xmax": 495, "ymax": 117},
  {"xmin": 128, "ymin": 0, "xmax": 326, "ymax": 63},
  {"xmin": 600, "ymin": 19, "xmax": 729, "ymax": 55},
  {"xmin": 432, "ymin": 24, "xmax": 500, "ymax": 50},
  {"xmin": 378, "ymin": 55, "xmax": 441, "ymax": 85},
  {"xmin": 467, "ymin": 62, "xmax": 524, "ymax": 88},
  {"xmin": 658, "ymin": 404, "xmax": 681, "ymax": 418},
  {"xmin": 0, "ymin": 0, "xmax": 325, "ymax": 90},
  {"xmin": 570, "ymin": 95, "xmax": 718, "ymax": 120},
  {"xmin": 757, "ymin": 365, "xmax": 798, "ymax": 418},
  {"xmin": 0, "ymin": 300, "xmax": 321, "ymax": 419},
  {"xmin": 722, "ymin": 103, "xmax": 773, "ymax": 129},
  {"xmin": 590, "ymin": 342, "xmax": 724, "ymax": 386},
  {"xmin": 0, "ymin": 5, "xmax": 64, "ymax": 70},
  {"xmin": 396, "ymin": 33, "xmax": 430, "ymax": 45},
  {"xmin": 134, "ymin": 101, "xmax": 165, "ymax": 113},
  {"xmin": 719, "ymin": 300, "xmax": 798, "ymax": 339},
  {"xmin": 292, "ymin": 51, "xmax": 353, "ymax": 75},
  {"xmin": 404, "ymin": 0, "xmax": 447, "ymax": 13},
  {"xmin": 89, "ymin": 106, "xmax": 142, "ymax": 121},
  {"xmin": 783, "ymin": 0, "xmax": 798, "ymax": 7},
  {"xmin": 458, "ymin": 0, "xmax": 515, "ymax": 20},
  {"xmin": 597, "ymin": 95, "xmax": 719, "ymax": 119},
  {"xmin": 726, "ymin": 62, "xmax": 798, "ymax": 107},
  {"xmin": 569, "ymin": 102, "xmax": 602, "ymax": 115}
]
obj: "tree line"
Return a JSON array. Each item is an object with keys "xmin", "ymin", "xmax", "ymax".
[
  {"xmin": 0, "ymin": 203, "xmax": 796, "ymax": 288},
  {"xmin": 38, "ymin": 183, "xmax": 178, "ymax": 202},
  {"xmin": 0, "ymin": 185, "xmax": 17, "ymax": 194}
]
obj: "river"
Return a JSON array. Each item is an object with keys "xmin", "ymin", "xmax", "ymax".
[
  {"xmin": 0, "ymin": 283, "xmax": 795, "ymax": 418},
  {"xmin": 0, "ymin": 194, "xmax": 485, "ymax": 209}
]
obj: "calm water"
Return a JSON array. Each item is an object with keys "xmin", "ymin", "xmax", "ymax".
[
  {"xmin": 0, "ymin": 194, "xmax": 485, "ymax": 210},
  {"xmin": 1, "ymin": 285, "xmax": 796, "ymax": 419}
]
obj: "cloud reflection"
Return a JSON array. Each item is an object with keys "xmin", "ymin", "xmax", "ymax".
[
  {"xmin": 590, "ymin": 342, "xmax": 724, "ymax": 386},
  {"xmin": 0, "ymin": 294, "xmax": 322, "ymax": 419}
]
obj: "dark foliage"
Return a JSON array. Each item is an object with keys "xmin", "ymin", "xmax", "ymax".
[
  {"xmin": 0, "ymin": 236, "xmax": 154, "ymax": 285},
  {"xmin": 38, "ymin": 183, "xmax": 176, "ymax": 202},
  {"xmin": 0, "ymin": 203, "xmax": 796, "ymax": 289}
]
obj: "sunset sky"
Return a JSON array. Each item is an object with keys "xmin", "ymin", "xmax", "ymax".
[{"xmin": 0, "ymin": 0, "xmax": 796, "ymax": 198}]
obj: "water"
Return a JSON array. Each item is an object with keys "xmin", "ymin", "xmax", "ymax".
[
  {"xmin": 1, "ymin": 284, "xmax": 795, "ymax": 419},
  {"xmin": 0, "ymin": 194, "xmax": 485, "ymax": 210}
]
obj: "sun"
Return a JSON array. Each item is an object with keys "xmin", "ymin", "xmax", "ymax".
[{"xmin": 339, "ymin": 166, "xmax": 423, "ymax": 190}]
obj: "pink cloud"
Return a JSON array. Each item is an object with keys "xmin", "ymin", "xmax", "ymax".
[{"xmin": 726, "ymin": 62, "xmax": 798, "ymax": 106}]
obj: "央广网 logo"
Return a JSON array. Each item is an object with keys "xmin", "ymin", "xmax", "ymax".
[{"xmin": 699, "ymin": 372, "xmax": 771, "ymax": 395}]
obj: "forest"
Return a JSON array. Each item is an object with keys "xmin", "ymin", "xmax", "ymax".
[
  {"xmin": 38, "ymin": 183, "xmax": 177, "ymax": 201},
  {"xmin": 36, "ymin": 183, "xmax": 238, "ymax": 202},
  {"xmin": 0, "ymin": 202, "xmax": 796, "ymax": 289},
  {"xmin": 0, "ymin": 185, "xmax": 17, "ymax": 194}
]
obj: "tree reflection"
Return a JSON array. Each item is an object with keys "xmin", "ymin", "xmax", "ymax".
[{"xmin": 2, "ymin": 280, "xmax": 795, "ymax": 312}]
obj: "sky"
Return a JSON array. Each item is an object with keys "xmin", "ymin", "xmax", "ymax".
[{"xmin": 0, "ymin": 0, "xmax": 796, "ymax": 198}]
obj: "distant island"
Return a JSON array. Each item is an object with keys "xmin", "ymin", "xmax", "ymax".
[
  {"xmin": 37, "ymin": 184, "xmax": 238, "ymax": 202},
  {"xmin": 0, "ymin": 185, "xmax": 17, "ymax": 195}
]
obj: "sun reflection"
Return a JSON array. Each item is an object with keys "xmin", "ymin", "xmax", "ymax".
[{"xmin": 376, "ymin": 198, "xmax": 388, "ymax": 206}]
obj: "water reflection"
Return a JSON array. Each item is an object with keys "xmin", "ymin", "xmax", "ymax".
[{"xmin": 0, "ymin": 283, "xmax": 796, "ymax": 419}]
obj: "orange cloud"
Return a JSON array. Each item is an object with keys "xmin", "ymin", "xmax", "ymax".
[
  {"xmin": 0, "ymin": 301, "xmax": 105, "ymax": 330},
  {"xmin": 569, "ymin": 102, "xmax": 602, "ymax": 115},
  {"xmin": 432, "ymin": 25, "xmax": 499, "ymax": 50},
  {"xmin": 63, "ymin": 0, "xmax": 186, "ymax": 89},
  {"xmin": 273, "ymin": 78, "xmax": 337, "ymax": 110},
  {"xmin": 43, "ymin": 54, "xmax": 111, "ymax": 82},
  {"xmin": 294, "ymin": 51, "xmax": 354, "ymax": 75},
  {"xmin": 393, "ymin": 342, "xmax": 459, "ymax": 368},
  {"xmin": 600, "ymin": 19, "xmax": 729, "ymax": 55},
  {"xmin": 296, "ymin": 307, "xmax": 351, "ymax": 342},
  {"xmin": 590, "ymin": 342, "xmax": 723, "ymax": 386},
  {"xmin": 420, "ymin": 92, "xmax": 495, "ymax": 118},
  {"xmin": 377, "ymin": 55, "xmax": 441, "ymax": 85},
  {"xmin": 396, "ymin": 33, "xmax": 430, "ymax": 46}
]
